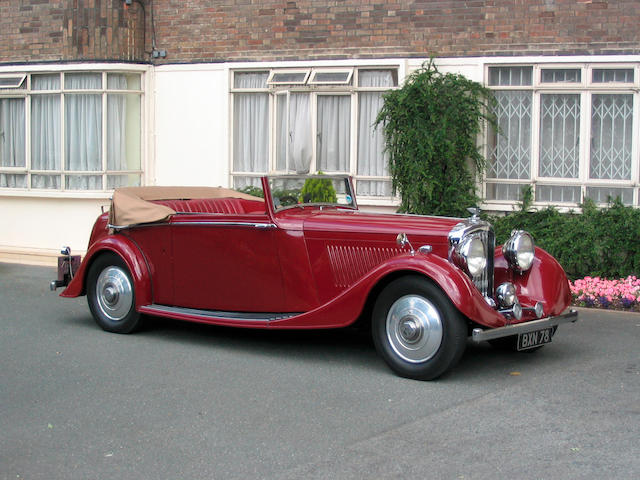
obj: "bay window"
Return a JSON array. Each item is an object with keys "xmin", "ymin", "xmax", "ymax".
[
  {"xmin": 0, "ymin": 70, "xmax": 143, "ymax": 192},
  {"xmin": 231, "ymin": 67, "xmax": 397, "ymax": 199},
  {"xmin": 486, "ymin": 64, "xmax": 639, "ymax": 207}
]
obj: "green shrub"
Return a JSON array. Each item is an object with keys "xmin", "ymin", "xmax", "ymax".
[
  {"xmin": 300, "ymin": 175, "xmax": 337, "ymax": 203},
  {"xmin": 491, "ymin": 199, "xmax": 640, "ymax": 280},
  {"xmin": 375, "ymin": 60, "xmax": 496, "ymax": 217}
]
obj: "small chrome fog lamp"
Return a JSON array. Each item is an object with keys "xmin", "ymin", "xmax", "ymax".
[
  {"xmin": 503, "ymin": 230, "xmax": 535, "ymax": 272},
  {"xmin": 496, "ymin": 282, "xmax": 517, "ymax": 308}
]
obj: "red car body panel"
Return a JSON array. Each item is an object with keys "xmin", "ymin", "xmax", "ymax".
[{"xmin": 60, "ymin": 177, "xmax": 572, "ymax": 333}]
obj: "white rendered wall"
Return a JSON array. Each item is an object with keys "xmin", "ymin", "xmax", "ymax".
[
  {"xmin": 0, "ymin": 195, "xmax": 109, "ymax": 265},
  {"xmin": 153, "ymin": 65, "xmax": 230, "ymax": 188}
]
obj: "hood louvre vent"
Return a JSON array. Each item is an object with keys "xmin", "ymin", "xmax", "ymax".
[{"xmin": 327, "ymin": 245, "xmax": 401, "ymax": 288}]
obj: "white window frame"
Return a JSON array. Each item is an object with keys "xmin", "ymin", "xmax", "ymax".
[
  {"xmin": 0, "ymin": 65, "xmax": 147, "ymax": 196},
  {"xmin": 484, "ymin": 62, "xmax": 640, "ymax": 209},
  {"xmin": 230, "ymin": 65, "xmax": 400, "ymax": 204}
]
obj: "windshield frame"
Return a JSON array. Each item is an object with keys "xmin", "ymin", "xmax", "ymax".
[{"xmin": 263, "ymin": 174, "xmax": 358, "ymax": 214}]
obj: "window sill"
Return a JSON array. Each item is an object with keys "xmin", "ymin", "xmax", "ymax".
[{"xmin": 0, "ymin": 189, "xmax": 113, "ymax": 200}]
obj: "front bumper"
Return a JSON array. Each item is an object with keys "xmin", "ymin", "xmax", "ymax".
[{"xmin": 470, "ymin": 309, "xmax": 578, "ymax": 342}]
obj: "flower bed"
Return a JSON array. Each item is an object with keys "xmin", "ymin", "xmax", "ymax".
[{"xmin": 570, "ymin": 276, "xmax": 640, "ymax": 312}]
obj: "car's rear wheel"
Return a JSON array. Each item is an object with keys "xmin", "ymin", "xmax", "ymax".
[
  {"xmin": 87, "ymin": 253, "xmax": 141, "ymax": 333},
  {"xmin": 372, "ymin": 276, "xmax": 467, "ymax": 380}
]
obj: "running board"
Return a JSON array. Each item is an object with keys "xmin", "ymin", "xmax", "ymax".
[{"xmin": 139, "ymin": 304, "xmax": 302, "ymax": 323}]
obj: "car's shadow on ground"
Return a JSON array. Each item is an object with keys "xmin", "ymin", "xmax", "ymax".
[{"xmin": 65, "ymin": 309, "xmax": 578, "ymax": 380}]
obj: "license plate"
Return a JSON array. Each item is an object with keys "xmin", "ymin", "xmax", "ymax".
[{"xmin": 517, "ymin": 327, "xmax": 554, "ymax": 350}]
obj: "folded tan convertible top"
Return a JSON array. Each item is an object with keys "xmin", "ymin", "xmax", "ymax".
[{"xmin": 108, "ymin": 186, "xmax": 262, "ymax": 228}]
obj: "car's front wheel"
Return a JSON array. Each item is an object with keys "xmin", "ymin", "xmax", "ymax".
[
  {"xmin": 372, "ymin": 276, "xmax": 467, "ymax": 380},
  {"xmin": 87, "ymin": 253, "xmax": 141, "ymax": 333}
]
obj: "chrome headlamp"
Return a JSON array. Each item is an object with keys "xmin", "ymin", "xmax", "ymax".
[
  {"xmin": 451, "ymin": 234, "xmax": 487, "ymax": 277},
  {"xmin": 503, "ymin": 230, "xmax": 535, "ymax": 272}
]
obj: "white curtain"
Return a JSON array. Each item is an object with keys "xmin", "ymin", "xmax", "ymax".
[
  {"xmin": 288, "ymin": 93, "xmax": 311, "ymax": 173},
  {"xmin": 0, "ymin": 98, "xmax": 25, "ymax": 187},
  {"xmin": 106, "ymin": 74, "xmax": 128, "ymax": 188},
  {"xmin": 233, "ymin": 73, "xmax": 269, "ymax": 173},
  {"xmin": 317, "ymin": 95, "xmax": 350, "ymax": 172},
  {"xmin": 357, "ymin": 70, "xmax": 394, "ymax": 195},
  {"xmin": 31, "ymin": 74, "xmax": 61, "ymax": 189},
  {"xmin": 65, "ymin": 73, "xmax": 102, "ymax": 189}
]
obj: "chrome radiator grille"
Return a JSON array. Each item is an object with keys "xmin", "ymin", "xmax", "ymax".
[
  {"xmin": 449, "ymin": 219, "xmax": 496, "ymax": 300},
  {"xmin": 471, "ymin": 228, "xmax": 495, "ymax": 298}
]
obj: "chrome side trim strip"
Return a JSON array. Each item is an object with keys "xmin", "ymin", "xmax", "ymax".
[
  {"xmin": 170, "ymin": 221, "xmax": 276, "ymax": 229},
  {"xmin": 141, "ymin": 304, "xmax": 301, "ymax": 321},
  {"xmin": 470, "ymin": 309, "xmax": 578, "ymax": 342}
]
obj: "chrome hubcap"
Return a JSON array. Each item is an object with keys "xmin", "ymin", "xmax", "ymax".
[
  {"xmin": 386, "ymin": 295, "xmax": 443, "ymax": 363},
  {"xmin": 96, "ymin": 266, "xmax": 133, "ymax": 322}
]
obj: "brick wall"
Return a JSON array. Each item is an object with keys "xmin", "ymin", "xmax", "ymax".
[
  {"xmin": 150, "ymin": 0, "xmax": 640, "ymax": 63},
  {"xmin": 0, "ymin": 0, "xmax": 145, "ymax": 64},
  {"xmin": 1, "ymin": 1, "xmax": 639, "ymax": 65}
]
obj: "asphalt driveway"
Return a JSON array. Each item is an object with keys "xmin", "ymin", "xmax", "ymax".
[{"xmin": 1, "ymin": 262, "xmax": 639, "ymax": 479}]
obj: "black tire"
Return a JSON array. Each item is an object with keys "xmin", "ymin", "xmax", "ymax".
[
  {"xmin": 86, "ymin": 253, "xmax": 141, "ymax": 334},
  {"xmin": 372, "ymin": 276, "xmax": 467, "ymax": 380},
  {"xmin": 489, "ymin": 326, "xmax": 557, "ymax": 353}
]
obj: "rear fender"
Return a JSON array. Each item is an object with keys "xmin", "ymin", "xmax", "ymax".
[{"xmin": 60, "ymin": 235, "xmax": 152, "ymax": 308}]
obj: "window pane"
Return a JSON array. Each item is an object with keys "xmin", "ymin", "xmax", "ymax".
[
  {"xmin": 66, "ymin": 175, "xmax": 102, "ymax": 190},
  {"xmin": 31, "ymin": 174, "xmax": 61, "ymax": 189},
  {"xmin": 592, "ymin": 69, "xmax": 634, "ymax": 83},
  {"xmin": 287, "ymin": 93, "xmax": 311, "ymax": 173},
  {"xmin": 64, "ymin": 73, "xmax": 102, "ymax": 89},
  {"xmin": 268, "ymin": 71, "xmax": 308, "ymax": 84},
  {"xmin": 234, "ymin": 72, "xmax": 268, "ymax": 89},
  {"xmin": 311, "ymin": 71, "xmax": 352, "ymax": 84},
  {"xmin": 317, "ymin": 95, "xmax": 350, "ymax": 172},
  {"xmin": 586, "ymin": 187, "xmax": 633, "ymax": 205},
  {"xmin": 485, "ymin": 182, "xmax": 525, "ymax": 201},
  {"xmin": 233, "ymin": 93, "xmax": 269, "ymax": 172},
  {"xmin": 31, "ymin": 94, "xmax": 61, "ymax": 170},
  {"xmin": 358, "ymin": 91, "xmax": 388, "ymax": 178},
  {"xmin": 233, "ymin": 176, "xmax": 262, "ymax": 189},
  {"xmin": 488, "ymin": 91, "xmax": 532, "ymax": 179},
  {"xmin": 275, "ymin": 94, "xmax": 287, "ymax": 171},
  {"xmin": 108, "ymin": 174, "xmax": 140, "ymax": 189},
  {"xmin": 539, "ymin": 94, "xmax": 580, "ymax": 178},
  {"xmin": 0, "ymin": 76, "xmax": 26, "ymax": 88},
  {"xmin": 356, "ymin": 180, "xmax": 392, "ymax": 197},
  {"xmin": 358, "ymin": 70, "xmax": 396, "ymax": 87},
  {"xmin": 541, "ymin": 69, "xmax": 581, "ymax": 83},
  {"xmin": 590, "ymin": 94, "xmax": 632, "ymax": 180},
  {"xmin": 535, "ymin": 185, "xmax": 581, "ymax": 203},
  {"xmin": 32, "ymin": 74, "xmax": 60, "ymax": 90},
  {"xmin": 0, "ymin": 98, "xmax": 25, "ymax": 168},
  {"xmin": 107, "ymin": 93, "xmax": 141, "ymax": 171},
  {"xmin": 0, "ymin": 174, "xmax": 26, "ymax": 188},
  {"xmin": 65, "ymin": 94, "xmax": 102, "ymax": 171},
  {"xmin": 488, "ymin": 66, "xmax": 532, "ymax": 86},
  {"xmin": 107, "ymin": 73, "xmax": 141, "ymax": 90}
]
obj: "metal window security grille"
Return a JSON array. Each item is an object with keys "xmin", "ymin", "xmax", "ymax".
[
  {"xmin": 590, "ymin": 94, "xmax": 633, "ymax": 180},
  {"xmin": 488, "ymin": 91, "xmax": 532, "ymax": 179},
  {"xmin": 539, "ymin": 94, "xmax": 580, "ymax": 178}
]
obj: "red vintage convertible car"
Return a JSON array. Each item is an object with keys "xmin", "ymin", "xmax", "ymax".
[{"xmin": 52, "ymin": 175, "xmax": 577, "ymax": 380}]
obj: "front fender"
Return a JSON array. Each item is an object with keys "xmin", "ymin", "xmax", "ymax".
[
  {"xmin": 271, "ymin": 252, "xmax": 506, "ymax": 329},
  {"xmin": 60, "ymin": 235, "xmax": 152, "ymax": 308}
]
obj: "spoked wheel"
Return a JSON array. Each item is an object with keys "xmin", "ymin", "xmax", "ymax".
[
  {"xmin": 87, "ymin": 253, "xmax": 141, "ymax": 333},
  {"xmin": 372, "ymin": 276, "xmax": 467, "ymax": 380}
]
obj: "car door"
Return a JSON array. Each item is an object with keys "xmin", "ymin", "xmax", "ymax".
[{"xmin": 170, "ymin": 212, "xmax": 286, "ymax": 313}]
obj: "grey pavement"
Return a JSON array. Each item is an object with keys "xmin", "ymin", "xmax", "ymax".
[{"xmin": 1, "ymin": 262, "xmax": 639, "ymax": 479}]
